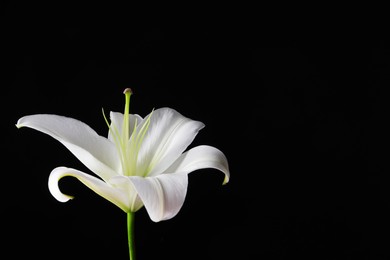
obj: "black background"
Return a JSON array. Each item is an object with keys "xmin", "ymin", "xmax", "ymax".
[{"xmin": 3, "ymin": 3, "xmax": 390, "ymax": 260}]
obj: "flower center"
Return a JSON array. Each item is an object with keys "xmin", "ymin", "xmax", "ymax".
[{"xmin": 104, "ymin": 89, "xmax": 152, "ymax": 176}]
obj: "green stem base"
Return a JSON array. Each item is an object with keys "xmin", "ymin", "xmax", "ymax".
[{"xmin": 127, "ymin": 212, "xmax": 136, "ymax": 260}]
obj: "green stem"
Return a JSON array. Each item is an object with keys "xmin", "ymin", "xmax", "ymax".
[{"xmin": 127, "ymin": 212, "xmax": 136, "ymax": 260}]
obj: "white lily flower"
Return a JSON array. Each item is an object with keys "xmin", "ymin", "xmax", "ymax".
[{"xmin": 16, "ymin": 89, "xmax": 230, "ymax": 222}]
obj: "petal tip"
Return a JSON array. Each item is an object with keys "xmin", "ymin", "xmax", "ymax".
[
  {"xmin": 53, "ymin": 193, "xmax": 75, "ymax": 203},
  {"xmin": 222, "ymin": 175, "xmax": 229, "ymax": 185},
  {"xmin": 15, "ymin": 118, "xmax": 24, "ymax": 128}
]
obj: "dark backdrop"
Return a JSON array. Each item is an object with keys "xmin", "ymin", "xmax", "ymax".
[{"xmin": 3, "ymin": 3, "xmax": 390, "ymax": 260}]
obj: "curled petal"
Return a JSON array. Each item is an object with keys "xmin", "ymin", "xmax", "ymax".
[
  {"xmin": 17, "ymin": 114, "xmax": 120, "ymax": 181},
  {"xmin": 48, "ymin": 167, "xmax": 134, "ymax": 212},
  {"xmin": 129, "ymin": 174, "xmax": 188, "ymax": 222},
  {"xmin": 165, "ymin": 145, "xmax": 230, "ymax": 184}
]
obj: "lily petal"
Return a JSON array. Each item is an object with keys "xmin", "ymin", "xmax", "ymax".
[
  {"xmin": 129, "ymin": 173, "xmax": 188, "ymax": 222},
  {"xmin": 136, "ymin": 108, "xmax": 205, "ymax": 177},
  {"xmin": 49, "ymin": 167, "xmax": 134, "ymax": 212},
  {"xmin": 17, "ymin": 114, "xmax": 120, "ymax": 181},
  {"xmin": 107, "ymin": 175, "xmax": 144, "ymax": 212},
  {"xmin": 165, "ymin": 145, "xmax": 230, "ymax": 184}
]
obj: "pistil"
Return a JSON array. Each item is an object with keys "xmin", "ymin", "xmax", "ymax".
[
  {"xmin": 123, "ymin": 88, "xmax": 132, "ymax": 142},
  {"xmin": 122, "ymin": 88, "xmax": 133, "ymax": 176}
]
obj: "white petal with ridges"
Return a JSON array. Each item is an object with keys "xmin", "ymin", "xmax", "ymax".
[
  {"xmin": 129, "ymin": 174, "xmax": 188, "ymax": 222},
  {"xmin": 136, "ymin": 108, "xmax": 205, "ymax": 177},
  {"xmin": 17, "ymin": 114, "xmax": 120, "ymax": 181}
]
